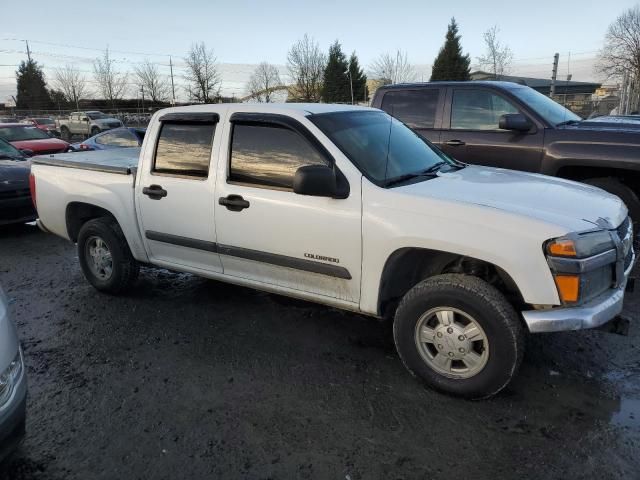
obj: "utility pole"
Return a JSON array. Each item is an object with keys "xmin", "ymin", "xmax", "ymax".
[
  {"xmin": 550, "ymin": 53, "xmax": 559, "ymax": 98},
  {"xmin": 347, "ymin": 70, "xmax": 354, "ymax": 105},
  {"xmin": 24, "ymin": 40, "xmax": 31, "ymax": 62},
  {"xmin": 169, "ymin": 56, "xmax": 176, "ymax": 105}
]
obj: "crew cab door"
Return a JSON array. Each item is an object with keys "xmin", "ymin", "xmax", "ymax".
[
  {"xmin": 213, "ymin": 112, "xmax": 362, "ymax": 304},
  {"xmin": 439, "ymin": 87, "xmax": 544, "ymax": 172},
  {"xmin": 136, "ymin": 112, "xmax": 223, "ymax": 272}
]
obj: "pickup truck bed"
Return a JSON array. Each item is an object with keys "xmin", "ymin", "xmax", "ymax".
[{"xmin": 32, "ymin": 148, "xmax": 140, "ymax": 175}]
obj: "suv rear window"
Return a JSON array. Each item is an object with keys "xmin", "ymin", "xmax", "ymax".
[
  {"xmin": 153, "ymin": 123, "xmax": 215, "ymax": 178},
  {"xmin": 380, "ymin": 89, "xmax": 440, "ymax": 129}
]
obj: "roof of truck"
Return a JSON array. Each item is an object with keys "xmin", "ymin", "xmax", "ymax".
[
  {"xmin": 377, "ymin": 81, "xmax": 528, "ymax": 90},
  {"xmin": 158, "ymin": 103, "xmax": 375, "ymax": 118}
]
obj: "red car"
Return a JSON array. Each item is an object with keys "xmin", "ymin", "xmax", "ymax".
[
  {"xmin": 23, "ymin": 117, "xmax": 59, "ymax": 135},
  {"xmin": 0, "ymin": 123, "xmax": 69, "ymax": 155}
]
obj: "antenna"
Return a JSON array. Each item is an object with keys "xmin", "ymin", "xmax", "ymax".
[{"xmin": 383, "ymin": 106, "xmax": 394, "ymax": 183}]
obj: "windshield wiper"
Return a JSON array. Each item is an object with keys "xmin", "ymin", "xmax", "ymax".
[
  {"xmin": 383, "ymin": 162, "xmax": 448, "ymax": 187},
  {"xmin": 556, "ymin": 119, "xmax": 582, "ymax": 127}
]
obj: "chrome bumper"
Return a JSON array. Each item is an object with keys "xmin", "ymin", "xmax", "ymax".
[{"xmin": 523, "ymin": 251, "xmax": 635, "ymax": 333}]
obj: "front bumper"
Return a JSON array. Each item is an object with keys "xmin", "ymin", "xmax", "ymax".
[
  {"xmin": 523, "ymin": 251, "xmax": 635, "ymax": 333},
  {"xmin": 0, "ymin": 368, "xmax": 27, "ymax": 464},
  {"xmin": 0, "ymin": 196, "xmax": 36, "ymax": 226}
]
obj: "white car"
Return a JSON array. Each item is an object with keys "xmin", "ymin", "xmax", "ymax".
[
  {"xmin": 0, "ymin": 285, "xmax": 26, "ymax": 463},
  {"xmin": 30, "ymin": 104, "xmax": 635, "ymax": 398}
]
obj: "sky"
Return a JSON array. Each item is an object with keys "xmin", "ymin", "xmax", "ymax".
[{"xmin": 1, "ymin": 0, "xmax": 637, "ymax": 102}]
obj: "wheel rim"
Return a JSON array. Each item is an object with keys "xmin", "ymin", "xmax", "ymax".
[
  {"xmin": 85, "ymin": 235, "xmax": 113, "ymax": 280},
  {"xmin": 414, "ymin": 307, "xmax": 489, "ymax": 379}
]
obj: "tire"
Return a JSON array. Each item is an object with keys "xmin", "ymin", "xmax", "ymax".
[
  {"xmin": 584, "ymin": 177, "xmax": 640, "ymax": 232},
  {"xmin": 393, "ymin": 274, "xmax": 525, "ymax": 399},
  {"xmin": 60, "ymin": 126, "xmax": 71, "ymax": 141},
  {"xmin": 90, "ymin": 126, "xmax": 100, "ymax": 137},
  {"xmin": 77, "ymin": 217, "xmax": 139, "ymax": 294}
]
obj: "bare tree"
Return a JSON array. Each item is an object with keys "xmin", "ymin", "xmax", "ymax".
[
  {"xmin": 53, "ymin": 65, "xmax": 89, "ymax": 109},
  {"xmin": 93, "ymin": 48, "xmax": 128, "ymax": 107},
  {"xmin": 597, "ymin": 5, "xmax": 640, "ymax": 112},
  {"xmin": 134, "ymin": 60, "xmax": 170, "ymax": 103},
  {"xmin": 476, "ymin": 26, "xmax": 513, "ymax": 79},
  {"xmin": 246, "ymin": 62, "xmax": 282, "ymax": 102},
  {"xmin": 184, "ymin": 42, "xmax": 221, "ymax": 103},
  {"xmin": 287, "ymin": 34, "xmax": 326, "ymax": 102},
  {"xmin": 369, "ymin": 50, "xmax": 415, "ymax": 84}
]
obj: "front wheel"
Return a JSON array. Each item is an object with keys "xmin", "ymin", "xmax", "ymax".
[
  {"xmin": 393, "ymin": 274, "xmax": 525, "ymax": 399},
  {"xmin": 77, "ymin": 217, "xmax": 139, "ymax": 294}
]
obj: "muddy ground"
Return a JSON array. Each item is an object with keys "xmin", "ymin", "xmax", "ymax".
[{"xmin": 0, "ymin": 224, "xmax": 638, "ymax": 479}]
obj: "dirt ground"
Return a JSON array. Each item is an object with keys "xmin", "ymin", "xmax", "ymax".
[{"xmin": 0, "ymin": 223, "xmax": 638, "ymax": 479}]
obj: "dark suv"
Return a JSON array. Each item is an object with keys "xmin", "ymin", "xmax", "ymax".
[{"xmin": 372, "ymin": 81, "xmax": 640, "ymax": 226}]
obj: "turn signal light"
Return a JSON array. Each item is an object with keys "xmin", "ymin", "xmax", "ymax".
[
  {"xmin": 548, "ymin": 239, "xmax": 577, "ymax": 257},
  {"xmin": 554, "ymin": 274, "xmax": 580, "ymax": 303}
]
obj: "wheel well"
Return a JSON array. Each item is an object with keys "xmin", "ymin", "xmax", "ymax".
[
  {"xmin": 66, "ymin": 202, "xmax": 116, "ymax": 242},
  {"xmin": 377, "ymin": 248, "xmax": 524, "ymax": 319},
  {"xmin": 555, "ymin": 166, "xmax": 640, "ymax": 192}
]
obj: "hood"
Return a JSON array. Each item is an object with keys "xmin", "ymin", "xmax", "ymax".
[
  {"xmin": 95, "ymin": 117, "xmax": 121, "ymax": 124},
  {"xmin": 396, "ymin": 165, "xmax": 626, "ymax": 232},
  {"xmin": 561, "ymin": 118, "xmax": 640, "ymax": 133},
  {"xmin": 0, "ymin": 158, "xmax": 31, "ymax": 191},
  {"xmin": 11, "ymin": 138, "xmax": 69, "ymax": 152}
]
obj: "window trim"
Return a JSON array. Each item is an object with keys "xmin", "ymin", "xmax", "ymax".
[
  {"xmin": 151, "ymin": 120, "xmax": 217, "ymax": 180},
  {"xmin": 227, "ymin": 113, "xmax": 334, "ymax": 192}
]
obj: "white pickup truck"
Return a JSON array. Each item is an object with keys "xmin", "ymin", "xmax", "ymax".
[
  {"xmin": 30, "ymin": 104, "xmax": 635, "ymax": 398},
  {"xmin": 57, "ymin": 111, "xmax": 123, "ymax": 140}
]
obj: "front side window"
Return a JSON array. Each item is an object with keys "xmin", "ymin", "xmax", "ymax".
[
  {"xmin": 96, "ymin": 129, "xmax": 139, "ymax": 147},
  {"xmin": 451, "ymin": 89, "xmax": 519, "ymax": 130},
  {"xmin": 381, "ymin": 89, "xmax": 440, "ymax": 129},
  {"xmin": 153, "ymin": 123, "xmax": 215, "ymax": 178},
  {"xmin": 229, "ymin": 123, "xmax": 327, "ymax": 190}
]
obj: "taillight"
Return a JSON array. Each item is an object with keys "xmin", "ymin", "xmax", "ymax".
[
  {"xmin": 29, "ymin": 173, "xmax": 37, "ymax": 209},
  {"xmin": 80, "ymin": 143, "xmax": 90, "ymax": 150}
]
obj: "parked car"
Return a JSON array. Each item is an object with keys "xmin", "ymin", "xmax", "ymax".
[
  {"xmin": 371, "ymin": 81, "xmax": 640, "ymax": 228},
  {"xmin": 0, "ymin": 124, "xmax": 69, "ymax": 156},
  {"xmin": 0, "ymin": 284, "xmax": 27, "ymax": 463},
  {"xmin": 30, "ymin": 104, "xmax": 634, "ymax": 399},
  {"xmin": 22, "ymin": 117, "xmax": 59, "ymax": 136},
  {"xmin": 57, "ymin": 112, "xmax": 123, "ymax": 141},
  {"xmin": 0, "ymin": 139, "xmax": 36, "ymax": 226},
  {"xmin": 69, "ymin": 127, "xmax": 146, "ymax": 152}
]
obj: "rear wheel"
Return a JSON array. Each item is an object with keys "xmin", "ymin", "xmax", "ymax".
[
  {"xmin": 77, "ymin": 217, "xmax": 139, "ymax": 294},
  {"xmin": 393, "ymin": 274, "xmax": 525, "ymax": 399},
  {"xmin": 90, "ymin": 126, "xmax": 100, "ymax": 136},
  {"xmin": 60, "ymin": 126, "xmax": 71, "ymax": 141}
]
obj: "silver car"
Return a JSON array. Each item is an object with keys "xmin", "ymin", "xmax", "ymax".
[{"xmin": 0, "ymin": 285, "xmax": 26, "ymax": 463}]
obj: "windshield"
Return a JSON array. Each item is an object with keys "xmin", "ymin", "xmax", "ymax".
[
  {"xmin": 87, "ymin": 112, "xmax": 109, "ymax": 120},
  {"xmin": 33, "ymin": 118, "xmax": 55, "ymax": 125},
  {"xmin": 0, "ymin": 138, "xmax": 25, "ymax": 160},
  {"xmin": 509, "ymin": 86, "xmax": 581, "ymax": 126},
  {"xmin": 0, "ymin": 125, "xmax": 51, "ymax": 141},
  {"xmin": 310, "ymin": 110, "xmax": 453, "ymax": 186}
]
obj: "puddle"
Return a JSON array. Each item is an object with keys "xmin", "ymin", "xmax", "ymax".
[{"xmin": 611, "ymin": 398, "xmax": 640, "ymax": 428}]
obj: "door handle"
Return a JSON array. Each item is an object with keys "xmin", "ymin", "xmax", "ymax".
[
  {"xmin": 219, "ymin": 194, "xmax": 250, "ymax": 212},
  {"xmin": 142, "ymin": 184, "xmax": 167, "ymax": 200},
  {"xmin": 445, "ymin": 139, "xmax": 466, "ymax": 146}
]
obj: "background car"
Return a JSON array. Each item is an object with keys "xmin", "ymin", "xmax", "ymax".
[
  {"xmin": 0, "ymin": 284, "xmax": 27, "ymax": 464},
  {"xmin": 69, "ymin": 127, "xmax": 146, "ymax": 152},
  {"xmin": 22, "ymin": 117, "xmax": 59, "ymax": 137},
  {"xmin": 0, "ymin": 124, "xmax": 69, "ymax": 155},
  {"xmin": 0, "ymin": 138, "xmax": 35, "ymax": 226}
]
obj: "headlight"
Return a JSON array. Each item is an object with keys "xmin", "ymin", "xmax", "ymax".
[
  {"xmin": 0, "ymin": 349, "xmax": 23, "ymax": 408},
  {"xmin": 546, "ymin": 230, "xmax": 617, "ymax": 304}
]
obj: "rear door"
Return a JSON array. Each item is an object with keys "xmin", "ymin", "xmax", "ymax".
[
  {"xmin": 439, "ymin": 87, "xmax": 544, "ymax": 172},
  {"xmin": 136, "ymin": 112, "xmax": 223, "ymax": 272},
  {"xmin": 213, "ymin": 112, "xmax": 362, "ymax": 304},
  {"xmin": 378, "ymin": 88, "xmax": 444, "ymax": 145}
]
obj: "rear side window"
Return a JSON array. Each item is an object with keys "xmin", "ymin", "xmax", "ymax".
[
  {"xmin": 229, "ymin": 124, "xmax": 327, "ymax": 190},
  {"xmin": 380, "ymin": 89, "xmax": 440, "ymax": 129},
  {"xmin": 153, "ymin": 123, "xmax": 215, "ymax": 178}
]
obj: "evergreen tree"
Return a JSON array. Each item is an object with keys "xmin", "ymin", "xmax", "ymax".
[
  {"xmin": 430, "ymin": 18, "xmax": 471, "ymax": 81},
  {"xmin": 16, "ymin": 59, "xmax": 52, "ymax": 110},
  {"xmin": 348, "ymin": 52, "xmax": 368, "ymax": 103},
  {"xmin": 321, "ymin": 41, "xmax": 351, "ymax": 103}
]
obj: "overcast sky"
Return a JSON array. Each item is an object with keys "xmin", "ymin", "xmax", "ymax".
[{"xmin": 1, "ymin": 0, "xmax": 636, "ymax": 101}]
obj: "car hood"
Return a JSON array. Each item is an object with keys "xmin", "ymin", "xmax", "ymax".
[
  {"xmin": 0, "ymin": 159, "xmax": 31, "ymax": 191},
  {"xmin": 395, "ymin": 165, "xmax": 627, "ymax": 232},
  {"xmin": 94, "ymin": 118, "xmax": 120, "ymax": 124},
  {"xmin": 11, "ymin": 138, "xmax": 69, "ymax": 152},
  {"xmin": 561, "ymin": 119, "xmax": 640, "ymax": 133}
]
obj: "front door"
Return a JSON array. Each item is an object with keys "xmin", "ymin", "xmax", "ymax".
[
  {"xmin": 137, "ymin": 113, "xmax": 223, "ymax": 273},
  {"xmin": 213, "ymin": 113, "xmax": 362, "ymax": 304},
  {"xmin": 439, "ymin": 87, "xmax": 544, "ymax": 172}
]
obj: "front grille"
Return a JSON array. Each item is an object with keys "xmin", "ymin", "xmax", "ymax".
[{"xmin": 0, "ymin": 188, "xmax": 30, "ymax": 200}]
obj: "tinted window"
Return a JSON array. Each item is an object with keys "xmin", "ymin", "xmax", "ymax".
[
  {"xmin": 0, "ymin": 126, "xmax": 51, "ymax": 141},
  {"xmin": 451, "ymin": 89, "xmax": 519, "ymax": 130},
  {"xmin": 380, "ymin": 89, "xmax": 439, "ymax": 129},
  {"xmin": 229, "ymin": 124, "xmax": 327, "ymax": 189},
  {"xmin": 509, "ymin": 86, "xmax": 581, "ymax": 125},
  {"xmin": 153, "ymin": 123, "xmax": 215, "ymax": 177},
  {"xmin": 310, "ymin": 110, "xmax": 452, "ymax": 185},
  {"xmin": 96, "ymin": 129, "xmax": 139, "ymax": 147}
]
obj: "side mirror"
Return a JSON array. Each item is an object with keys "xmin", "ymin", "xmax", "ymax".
[
  {"xmin": 293, "ymin": 165, "xmax": 337, "ymax": 197},
  {"xmin": 82, "ymin": 117, "xmax": 89, "ymax": 122},
  {"xmin": 19, "ymin": 149, "xmax": 34, "ymax": 157},
  {"xmin": 499, "ymin": 113, "xmax": 533, "ymax": 132}
]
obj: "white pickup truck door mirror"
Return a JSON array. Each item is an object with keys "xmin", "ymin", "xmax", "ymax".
[{"xmin": 292, "ymin": 165, "xmax": 337, "ymax": 197}]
